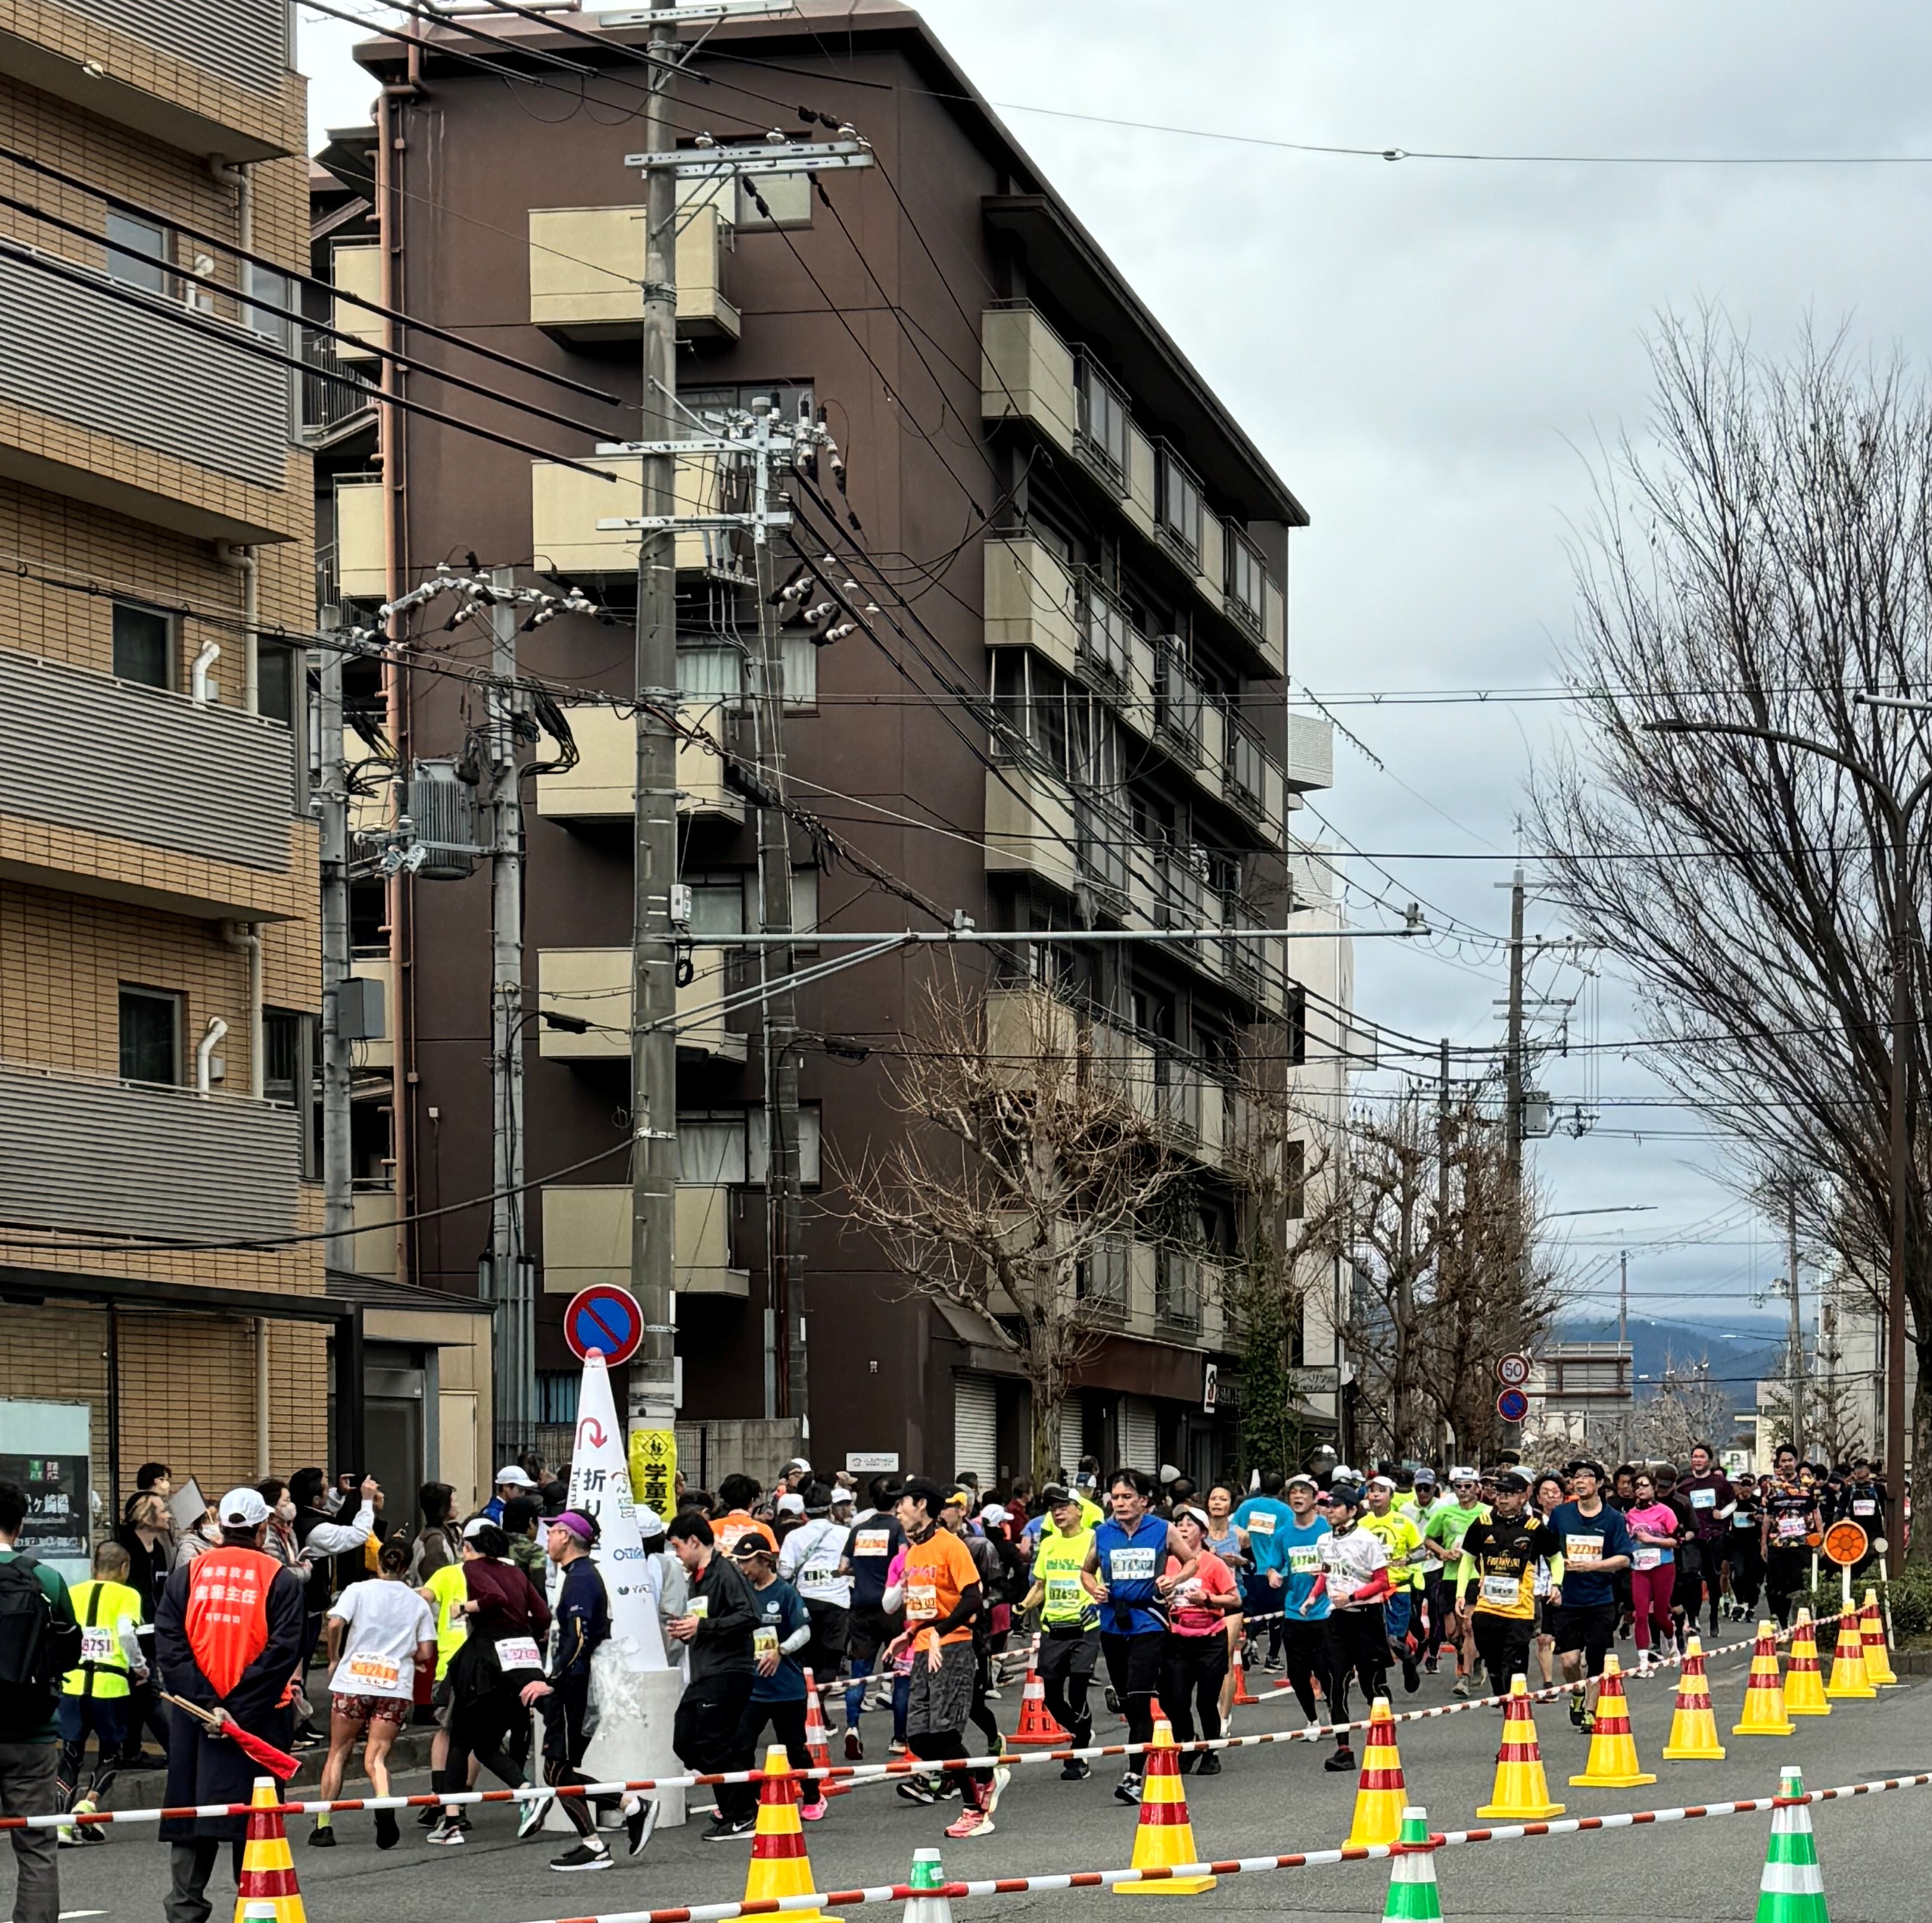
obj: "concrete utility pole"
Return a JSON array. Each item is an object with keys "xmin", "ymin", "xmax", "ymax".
[
  {"xmin": 747, "ymin": 403, "xmax": 805, "ymax": 1423},
  {"xmin": 487, "ymin": 566, "xmax": 531, "ymax": 1446},
  {"xmin": 628, "ymin": 0, "xmax": 682, "ymax": 1445},
  {"xmin": 1787, "ymin": 1188, "xmax": 1805, "ymax": 1463},
  {"xmin": 1501, "ymin": 866, "xmax": 1527, "ymax": 1446},
  {"xmin": 317, "ymin": 613, "xmax": 354, "ymax": 1275}
]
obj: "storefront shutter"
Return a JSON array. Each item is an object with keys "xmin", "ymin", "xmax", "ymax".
[
  {"xmin": 1119, "ymin": 1395, "xmax": 1159, "ymax": 1474},
  {"xmin": 953, "ymin": 1373, "xmax": 999, "ymax": 1486}
]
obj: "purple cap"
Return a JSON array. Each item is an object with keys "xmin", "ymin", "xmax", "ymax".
[{"xmin": 546, "ymin": 1510, "xmax": 597, "ymax": 1544}]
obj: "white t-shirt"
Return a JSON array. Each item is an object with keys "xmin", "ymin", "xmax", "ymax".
[
  {"xmin": 328, "ymin": 1579, "xmax": 435, "ymax": 1699},
  {"xmin": 1317, "ymin": 1526, "xmax": 1389, "ymax": 1605},
  {"xmin": 779, "ymin": 1516, "xmax": 853, "ymax": 1608}
]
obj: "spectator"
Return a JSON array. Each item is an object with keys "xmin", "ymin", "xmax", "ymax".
[
  {"xmin": 500, "ymin": 1498, "xmax": 548, "ymax": 1582},
  {"xmin": 411, "ymin": 1484, "xmax": 462, "ymax": 1580},
  {"xmin": 480, "ymin": 1465, "xmax": 538, "ymax": 1528},
  {"xmin": 287, "ymin": 1469, "xmax": 380, "ymax": 1748},
  {"xmin": 664, "ymin": 1513, "xmax": 759, "ymax": 1842},
  {"xmin": 122, "ymin": 1463, "xmax": 172, "ymax": 1526},
  {"xmin": 111, "ymin": 1492, "xmax": 173, "ymax": 1766}
]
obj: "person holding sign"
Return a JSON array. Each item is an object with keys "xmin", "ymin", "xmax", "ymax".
[
  {"xmin": 1547, "ymin": 1460, "xmax": 1634, "ymax": 1733},
  {"xmin": 1454, "ymin": 1469, "xmax": 1564, "ymax": 1701},
  {"xmin": 313, "ymin": 1539, "xmax": 433, "ymax": 1851}
]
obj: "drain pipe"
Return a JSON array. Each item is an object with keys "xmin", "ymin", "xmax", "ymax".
[
  {"xmin": 215, "ymin": 542, "xmax": 259, "ymax": 712},
  {"xmin": 190, "ymin": 640, "xmax": 221, "ymax": 706},
  {"xmin": 196, "ymin": 1017, "xmax": 228, "ymax": 1095},
  {"xmin": 223, "ymin": 921, "xmax": 264, "ymax": 1099},
  {"xmin": 210, "ymin": 158, "xmax": 258, "ymax": 710},
  {"xmin": 256, "ymin": 1318, "xmax": 271, "ymax": 1476}
]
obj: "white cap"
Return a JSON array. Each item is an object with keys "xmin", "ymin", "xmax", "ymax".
[
  {"xmin": 494, "ymin": 1464, "xmax": 537, "ymax": 1489},
  {"xmin": 218, "ymin": 1486, "xmax": 270, "ymax": 1529},
  {"xmin": 978, "ymin": 1503, "xmax": 1009, "ymax": 1527},
  {"xmin": 1286, "ymin": 1473, "xmax": 1320, "ymax": 1491},
  {"xmin": 634, "ymin": 1506, "xmax": 665, "ymax": 1535},
  {"xmin": 462, "ymin": 1516, "xmax": 494, "ymax": 1540},
  {"xmin": 1330, "ymin": 1463, "xmax": 1359, "ymax": 1483},
  {"xmin": 1367, "ymin": 1475, "xmax": 1396, "ymax": 1492},
  {"xmin": 1449, "ymin": 1465, "xmax": 1479, "ymax": 1484},
  {"xmin": 785, "ymin": 1457, "xmax": 812, "ymax": 1475},
  {"xmin": 777, "ymin": 1492, "xmax": 805, "ymax": 1515},
  {"xmin": 1158, "ymin": 1464, "xmax": 1181, "ymax": 1484}
]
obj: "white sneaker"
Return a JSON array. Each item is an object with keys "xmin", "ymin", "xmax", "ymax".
[
  {"xmin": 517, "ymin": 1793, "xmax": 554, "ymax": 1841},
  {"xmin": 1302, "ymin": 1720, "xmax": 1323, "ymax": 1741}
]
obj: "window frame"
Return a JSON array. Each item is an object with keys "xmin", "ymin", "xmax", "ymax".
[
  {"xmin": 1155, "ymin": 444, "xmax": 1203, "ymax": 564},
  {"xmin": 118, "ymin": 984, "xmax": 184, "ymax": 1087},
  {"xmin": 105, "ymin": 210, "xmax": 171, "ymax": 297},
  {"xmin": 111, "ymin": 600, "xmax": 175, "ymax": 691},
  {"xmin": 1073, "ymin": 354, "xmax": 1131, "ymax": 495},
  {"xmin": 1222, "ymin": 523, "xmax": 1269, "ymax": 635}
]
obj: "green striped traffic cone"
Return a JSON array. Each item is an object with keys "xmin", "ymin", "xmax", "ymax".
[
  {"xmin": 1381, "ymin": 1807, "xmax": 1442, "ymax": 1923},
  {"xmin": 1755, "ymin": 1769, "xmax": 1827, "ymax": 1923}
]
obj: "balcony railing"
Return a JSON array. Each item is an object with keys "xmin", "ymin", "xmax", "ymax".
[
  {"xmin": 1155, "ymin": 1048, "xmax": 1204, "ymax": 1147},
  {"xmin": 297, "ymin": 331, "xmax": 376, "ymax": 443},
  {"xmin": 1153, "ymin": 642, "xmax": 1204, "ymax": 767},
  {"xmin": 1072, "ymin": 569, "xmax": 1134, "ymax": 694},
  {"xmin": 1225, "ymin": 716, "xmax": 1268, "ymax": 823},
  {"xmin": 1075, "ymin": 789, "xmax": 1133, "ymax": 910},
  {"xmin": 1155, "ymin": 1249, "xmax": 1202, "ymax": 1332},
  {"xmin": 1076, "ymin": 1236, "xmax": 1131, "ymax": 1321},
  {"xmin": 1158, "ymin": 843, "xmax": 1209, "ymax": 930},
  {"xmin": 1073, "ymin": 354, "xmax": 1131, "ymax": 496}
]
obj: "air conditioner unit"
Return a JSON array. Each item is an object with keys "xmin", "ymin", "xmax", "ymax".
[{"xmin": 407, "ymin": 758, "xmax": 484, "ymax": 880}]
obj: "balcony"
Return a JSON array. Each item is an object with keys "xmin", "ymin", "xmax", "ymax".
[
  {"xmin": 535, "ymin": 701, "xmax": 743, "ymax": 825},
  {"xmin": 981, "ymin": 303, "xmax": 1078, "ymax": 454},
  {"xmin": 984, "ymin": 538, "xmax": 1078, "ymax": 679},
  {"xmin": 529, "ymin": 448, "xmax": 730, "ymax": 579},
  {"xmin": 1074, "ymin": 789, "xmax": 1132, "ymax": 913},
  {"xmin": 1072, "ymin": 570, "xmax": 1136, "ymax": 697},
  {"xmin": 529, "ymin": 202, "xmax": 740, "ymax": 342},
  {"xmin": 332, "ymin": 476, "xmax": 386, "ymax": 602},
  {"xmin": 984, "ymin": 984, "xmax": 1081, "ymax": 1089},
  {"xmin": 1153, "ymin": 644, "xmax": 1204, "ymax": 767},
  {"xmin": 330, "ymin": 245, "xmax": 384, "ymax": 363},
  {"xmin": 536, "ymin": 945, "xmax": 747, "ymax": 1064},
  {"xmin": 984, "ymin": 764, "xmax": 1079, "ymax": 895},
  {"xmin": 1092, "ymin": 1022, "xmax": 1159, "ymax": 1126},
  {"xmin": 1075, "ymin": 1235, "xmax": 1131, "ymax": 1323},
  {"xmin": 0, "ymin": 646, "xmax": 301, "ymax": 921},
  {"xmin": 1286, "ymin": 713, "xmax": 1335, "ymax": 793},
  {"xmin": 0, "ymin": 252, "xmax": 292, "ymax": 542},
  {"xmin": 297, "ymin": 333, "xmax": 376, "ymax": 447},
  {"xmin": 349, "ymin": 1186, "xmax": 396, "ymax": 1278},
  {"xmin": 0, "ymin": 1061, "xmax": 298, "ymax": 1241},
  {"xmin": 542, "ymin": 1182, "xmax": 747, "ymax": 1298}
]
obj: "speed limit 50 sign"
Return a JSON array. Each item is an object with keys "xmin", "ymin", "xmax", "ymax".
[{"xmin": 1494, "ymin": 1353, "xmax": 1532, "ymax": 1390}]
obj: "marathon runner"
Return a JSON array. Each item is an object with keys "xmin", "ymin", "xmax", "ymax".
[
  {"xmin": 1271, "ymin": 1473, "xmax": 1333, "ymax": 1737},
  {"xmin": 1361, "ymin": 1476, "xmax": 1424, "ymax": 1692},
  {"xmin": 1018, "ymin": 1485, "xmax": 1099, "ymax": 1780},
  {"xmin": 1548, "ymin": 1460, "xmax": 1634, "ymax": 1733},
  {"xmin": 1760, "ymin": 1447, "xmax": 1820, "ymax": 1628},
  {"xmin": 1423, "ymin": 1469, "xmax": 1488, "ymax": 1696},
  {"xmin": 1306, "ymin": 1481, "xmax": 1394, "ymax": 1775},
  {"xmin": 1454, "ymin": 1469, "xmax": 1565, "ymax": 1702}
]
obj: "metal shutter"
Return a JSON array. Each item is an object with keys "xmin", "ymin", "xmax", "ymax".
[
  {"xmin": 952, "ymin": 1373, "xmax": 999, "ymax": 1487},
  {"xmin": 1119, "ymin": 1396, "xmax": 1159, "ymax": 1475},
  {"xmin": 1057, "ymin": 1400, "xmax": 1085, "ymax": 1482}
]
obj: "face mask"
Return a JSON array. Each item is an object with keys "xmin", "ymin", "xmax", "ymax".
[{"xmin": 277, "ymin": 1500, "xmax": 296, "ymax": 1522}]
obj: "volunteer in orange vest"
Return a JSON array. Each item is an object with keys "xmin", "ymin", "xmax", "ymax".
[{"xmin": 154, "ymin": 1486, "xmax": 306, "ymax": 1923}]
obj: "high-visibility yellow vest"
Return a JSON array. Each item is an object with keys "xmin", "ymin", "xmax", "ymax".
[
  {"xmin": 1034, "ymin": 1525, "xmax": 1097, "ymax": 1629},
  {"xmin": 62, "ymin": 1579, "xmax": 144, "ymax": 1699}
]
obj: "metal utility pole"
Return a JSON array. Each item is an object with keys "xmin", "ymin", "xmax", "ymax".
[
  {"xmin": 317, "ymin": 615, "xmax": 354, "ymax": 1275},
  {"xmin": 487, "ymin": 567, "xmax": 531, "ymax": 1448},
  {"xmin": 628, "ymin": 0, "xmax": 682, "ymax": 1445},
  {"xmin": 747, "ymin": 403, "xmax": 805, "ymax": 1424},
  {"xmin": 1500, "ymin": 866, "xmax": 1527, "ymax": 1446},
  {"xmin": 1618, "ymin": 1248, "xmax": 1629, "ymax": 1461},
  {"xmin": 1787, "ymin": 1189, "xmax": 1805, "ymax": 1463}
]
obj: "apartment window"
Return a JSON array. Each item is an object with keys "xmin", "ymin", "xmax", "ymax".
[
  {"xmin": 1284, "ymin": 1137, "xmax": 1306, "ymax": 1220},
  {"xmin": 263, "ymin": 1007, "xmax": 319, "ymax": 1177},
  {"xmin": 1073, "ymin": 355, "xmax": 1130, "ymax": 491},
  {"xmin": 1076, "ymin": 1237, "xmax": 1130, "ymax": 1315},
  {"xmin": 992, "ymin": 649, "xmax": 1070, "ymax": 774},
  {"xmin": 685, "ymin": 876, "xmax": 747, "ymax": 941},
  {"xmin": 536, "ymin": 1372, "xmax": 578, "ymax": 1424},
  {"xmin": 1286, "ymin": 982, "xmax": 1308, "ymax": 1066},
  {"xmin": 682, "ymin": 383, "xmax": 816, "ymax": 431},
  {"xmin": 245, "ymin": 263, "xmax": 289, "ymax": 345},
  {"xmin": 1223, "ymin": 525, "xmax": 1268, "ymax": 633},
  {"xmin": 119, "ymin": 985, "xmax": 182, "ymax": 1085},
  {"xmin": 105, "ymin": 211, "xmax": 169, "ymax": 295},
  {"xmin": 677, "ymin": 643, "xmax": 743, "ymax": 701},
  {"xmin": 1073, "ymin": 570, "xmax": 1135, "ymax": 691},
  {"xmin": 112, "ymin": 602, "xmax": 173, "ymax": 689},
  {"xmin": 677, "ymin": 1113, "xmax": 748, "ymax": 1186},
  {"xmin": 782, "ymin": 633, "xmax": 817, "ymax": 707},
  {"xmin": 1155, "ymin": 446, "xmax": 1203, "ymax": 563}
]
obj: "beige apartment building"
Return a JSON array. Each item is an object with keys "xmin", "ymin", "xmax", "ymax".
[{"xmin": 0, "ymin": 0, "xmax": 486, "ymax": 1562}]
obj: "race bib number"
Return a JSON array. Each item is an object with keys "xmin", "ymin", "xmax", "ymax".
[
  {"xmin": 1109, "ymin": 1546, "xmax": 1156, "ymax": 1582},
  {"xmin": 1733, "ymin": 1512, "xmax": 1755, "ymax": 1530},
  {"xmin": 1853, "ymin": 1500, "xmax": 1876, "ymax": 1518},
  {"xmin": 79, "ymin": 1626, "xmax": 114, "ymax": 1665},
  {"xmin": 753, "ymin": 1627, "xmax": 779, "ymax": 1659},
  {"xmin": 1045, "ymin": 1576, "xmax": 1085, "ymax": 1609},
  {"xmin": 1632, "ymin": 1546, "xmax": 1662, "ymax": 1572},
  {"xmin": 854, "ymin": 1529, "xmax": 890, "ymax": 1558},
  {"xmin": 906, "ymin": 1580, "xmax": 939, "ymax": 1619},
  {"xmin": 1287, "ymin": 1544, "xmax": 1323, "ymax": 1574},
  {"xmin": 799, "ymin": 1563, "xmax": 840, "ymax": 1591},
  {"xmin": 1777, "ymin": 1515, "xmax": 1806, "ymax": 1541},
  {"xmin": 1564, "ymin": 1534, "xmax": 1604, "ymax": 1562},
  {"xmin": 1689, "ymin": 1487, "xmax": 1717, "ymax": 1510},
  {"xmin": 1247, "ymin": 1512, "xmax": 1275, "ymax": 1536},
  {"xmin": 344, "ymin": 1650, "xmax": 401, "ymax": 1692},
  {"xmin": 686, "ymin": 1597, "xmax": 710, "ymax": 1620},
  {"xmin": 495, "ymin": 1635, "xmax": 542, "ymax": 1672},
  {"xmin": 1479, "ymin": 1573, "xmax": 1521, "ymax": 1608}
]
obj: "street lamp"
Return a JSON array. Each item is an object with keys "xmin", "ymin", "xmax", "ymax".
[{"xmin": 1644, "ymin": 716, "xmax": 1927, "ymax": 1507}]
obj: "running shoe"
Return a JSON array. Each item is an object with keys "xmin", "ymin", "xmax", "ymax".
[
  {"xmin": 895, "ymin": 1778, "xmax": 939, "ymax": 1806},
  {"xmin": 1113, "ymin": 1772, "xmax": 1142, "ymax": 1805},
  {"xmin": 1104, "ymin": 1685, "xmax": 1122, "ymax": 1715},
  {"xmin": 1324, "ymin": 1746, "xmax": 1356, "ymax": 1774},
  {"xmin": 425, "ymin": 1817, "xmax": 466, "ymax": 1847},
  {"xmin": 624, "ymin": 1799, "xmax": 658, "ymax": 1858},
  {"xmin": 550, "ymin": 1842, "xmax": 613, "ymax": 1872},
  {"xmin": 944, "ymin": 1799, "xmax": 994, "ymax": 1839},
  {"xmin": 1451, "ymin": 1675, "xmax": 1470, "ymax": 1698},
  {"xmin": 981, "ymin": 1765, "xmax": 1010, "ymax": 1817},
  {"xmin": 307, "ymin": 1826, "xmax": 335, "ymax": 1848},
  {"xmin": 1061, "ymin": 1757, "xmax": 1091, "ymax": 1781},
  {"xmin": 1302, "ymin": 1720, "xmax": 1324, "ymax": 1741},
  {"xmin": 888, "ymin": 1739, "xmax": 909, "ymax": 1756},
  {"xmin": 1424, "ymin": 1655, "xmax": 1439, "ymax": 1674},
  {"xmin": 701, "ymin": 1814, "xmax": 757, "ymax": 1842},
  {"xmin": 1567, "ymin": 1690, "xmax": 1588, "ymax": 1729},
  {"xmin": 1401, "ymin": 1650, "xmax": 1421, "ymax": 1693},
  {"xmin": 844, "ymin": 1730, "xmax": 863, "ymax": 1762},
  {"xmin": 800, "ymin": 1797, "xmax": 829, "ymax": 1823},
  {"xmin": 1195, "ymin": 1752, "xmax": 1223, "ymax": 1777},
  {"xmin": 374, "ymin": 1808, "xmax": 399, "ymax": 1852},
  {"xmin": 518, "ymin": 1792, "xmax": 554, "ymax": 1840}
]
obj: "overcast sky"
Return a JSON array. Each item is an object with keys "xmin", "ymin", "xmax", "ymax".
[{"xmin": 297, "ymin": 3, "xmax": 1932, "ymax": 1356}]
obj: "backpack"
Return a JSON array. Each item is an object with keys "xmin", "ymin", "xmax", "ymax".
[{"xmin": 0, "ymin": 1554, "xmax": 66, "ymax": 1719}]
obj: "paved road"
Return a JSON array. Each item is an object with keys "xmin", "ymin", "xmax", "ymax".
[{"xmin": 32, "ymin": 1643, "xmax": 1932, "ymax": 1923}]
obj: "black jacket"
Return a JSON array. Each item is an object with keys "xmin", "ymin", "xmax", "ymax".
[{"xmin": 683, "ymin": 1552, "xmax": 758, "ymax": 1683}]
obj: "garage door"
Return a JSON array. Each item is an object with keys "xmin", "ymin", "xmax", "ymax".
[
  {"xmin": 1057, "ymin": 1399, "xmax": 1085, "ymax": 1482},
  {"xmin": 1119, "ymin": 1395, "xmax": 1159, "ymax": 1475},
  {"xmin": 953, "ymin": 1373, "xmax": 999, "ymax": 1486}
]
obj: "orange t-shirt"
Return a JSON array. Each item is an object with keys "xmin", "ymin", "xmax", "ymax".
[
  {"xmin": 716, "ymin": 1511, "xmax": 778, "ymax": 1555},
  {"xmin": 900, "ymin": 1527, "xmax": 980, "ymax": 1648}
]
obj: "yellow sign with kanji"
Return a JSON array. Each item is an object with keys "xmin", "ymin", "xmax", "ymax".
[{"xmin": 628, "ymin": 1426, "xmax": 676, "ymax": 1517}]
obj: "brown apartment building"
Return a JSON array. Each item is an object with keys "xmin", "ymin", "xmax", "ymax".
[{"xmin": 315, "ymin": 0, "xmax": 1337, "ymax": 1492}]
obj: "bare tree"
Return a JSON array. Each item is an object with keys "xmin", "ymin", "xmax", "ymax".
[
  {"xmin": 837, "ymin": 979, "xmax": 1206, "ymax": 1486},
  {"xmin": 1529, "ymin": 313, "xmax": 1932, "ymax": 1553},
  {"xmin": 1761, "ymin": 1376, "xmax": 1867, "ymax": 1464},
  {"xmin": 1624, "ymin": 1353, "xmax": 1732, "ymax": 1466}
]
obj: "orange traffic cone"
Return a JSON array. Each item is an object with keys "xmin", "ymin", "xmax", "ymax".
[
  {"xmin": 801, "ymin": 1669, "xmax": 850, "ymax": 1799},
  {"xmin": 1660, "ymin": 1638, "xmax": 1726, "ymax": 1760},
  {"xmin": 1861, "ymin": 1590, "xmax": 1901, "ymax": 1687},
  {"xmin": 1115, "ymin": 1720, "xmax": 1213, "ymax": 1896},
  {"xmin": 1476, "ymin": 1676, "xmax": 1564, "ymax": 1820},
  {"xmin": 1568, "ymin": 1656, "xmax": 1655, "ymax": 1788},
  {"xmin": 743, "ymin": 1745, "xmax": 839, "ymax": 1922},
  {"xmin": 1823, "ymin": 1608, "xmax": 1875, "ymax": 1700},
  {"xmin": 233, "ymin": 1777, "xmax": 304, "ymax": 1923},
  {"xmin": 1009, "ymin": 1659, "xmax": 1071, "ymax": 1746},
  {"xmin": 1782, "ymin": 1613, "xmax": 1830, "ymax": 1717},
  {"xmin": 1230, "ymin": 1644, "xmax": 1259, "ymax": 1707},
  {"xmin": 1343, "ymin": 1698, "xmax": 1410, "ymax": 1848},
  {"xmin": 1732, "ymin": 1622, "xmax": 1797, "ymax": 1736}
]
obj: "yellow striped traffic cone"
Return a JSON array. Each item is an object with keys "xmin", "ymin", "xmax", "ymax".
[
  {"xmin": 1343, "ymin": 1698, "xmax": 1409, "ymax": 1849},
  {"xmin": 232, "ymin": 1778, "xmax": 304, "ymax": 1923},
  {"xmin": 1115, "ymin": 1720, "xmax": 1213, "ymax": 1896},
  {"xmin": 1781, "ymin": 1613, "xmax": 1830, "ymax": 1717},
  {"xmin": 1823, "ymin": 1608, "xmax": 1875, "ymax": 1700},
  {"xmin": 1861, "ymin": 1590, "xmax": 1901, "ymax": 1687},
  {"xmin": 743, "ymin": 1745, "xmax": 840, "ymax": 1923},
  {"xmin": 1732, "ymin": 1623, "xmax": 1797, "ymax": 1736},
  {"xmin": 1476, "ymin": 1676, "xmax": 1564, "ymax": 1820},
  {"xmin": 1568, "ymin": 1655, "xmax": 1655, "ymax": 1788},
  {"xmin": 1660, "ymin": 1638, "xmax": 1726, "ymax": 1760}
]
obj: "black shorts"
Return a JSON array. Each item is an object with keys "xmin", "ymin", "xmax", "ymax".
[
  {"xmin": 1099, "ymin": 1629, "xmax": 1165, "ymax": 1699},
  {"xmin": 802, "ymin": 1600, "xmax": 850, "ymax": 1669},
  {"xmin": 1551, "ymin": 1601, "xmax": 1617, "ymax": 1669},
  {"xmin": 1036, "ymin": 1625, "xmax": 1100, "ymax": 1681},
  {"xmin": 846, "ymin": 1602, "xmax": 899, "ymax": 1665}
]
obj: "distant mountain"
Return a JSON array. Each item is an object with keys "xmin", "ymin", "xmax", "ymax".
[{"xmin": 1557, "ymin": 1309, "xmax": 1791, "ymax": 1414}]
